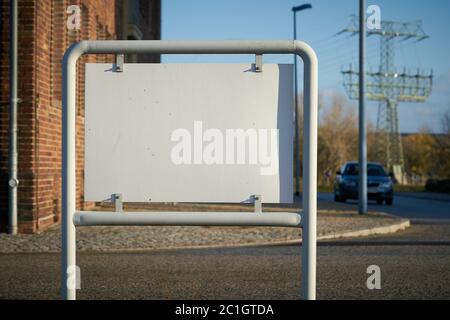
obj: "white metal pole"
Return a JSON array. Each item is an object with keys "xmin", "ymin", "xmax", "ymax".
[
  {"xmin": 62, "ymin": 40, "xmax": 318, "ymax": 300},
  {"xmin": 296, "ymin": 42, "xmax": 318, "ymax": 300},
  {"xmin": 8, "ymin": 0, "xmax": 18, "ymax": 235},
  {"xmin": 62, "ymin": 42, "xmax": 86, "ymax": 300}
]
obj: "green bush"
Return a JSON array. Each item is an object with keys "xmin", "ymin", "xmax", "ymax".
[{"xmin": 425, "ymin": 179, "xmax": 450, "ymax": 194}]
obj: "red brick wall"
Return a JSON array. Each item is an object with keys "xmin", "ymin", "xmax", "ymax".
[{"xmin": 0, "ymin": 0, "xmax": 160, "ymax": 233}]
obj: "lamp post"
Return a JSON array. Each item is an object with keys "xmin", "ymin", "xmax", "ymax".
[
  {"xmin": 358, "ymin": 0, "xmax": 368, "ymax": 214},
  {"xmin": 292, "ymin": 3, "xmax": 312, "ymax": 198}
]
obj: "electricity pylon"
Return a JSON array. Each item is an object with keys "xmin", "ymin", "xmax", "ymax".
[{"xmin": 339, "ymin": 16, "xmax": 433, "ymax": 183}]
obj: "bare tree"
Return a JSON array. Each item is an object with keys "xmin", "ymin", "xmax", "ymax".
[{"xmin": 317, "ymin": 93, "xmax": 358, "ymax": 184}]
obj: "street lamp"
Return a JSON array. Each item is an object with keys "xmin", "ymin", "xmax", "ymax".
[
  {"xmin": 292, "ymin": 3, "xmax": 312, "ymax": 197},
  {"xmin": 358, "ymin": 0, "xmax": 368, "ymax": 214}
]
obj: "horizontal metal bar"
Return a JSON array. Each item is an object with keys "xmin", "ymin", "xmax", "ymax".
[
  {"xmin": 64, "ymin": 40, "xmax": 318, "ymax": 65},
  {"xmin": 72, "ymin": 40, "xmax": 296, "ymax": 54},
  {"xmin": 74, "ymin": 211, "xmax": 302, "ymax": 228}
]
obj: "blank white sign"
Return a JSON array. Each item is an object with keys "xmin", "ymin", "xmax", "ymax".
[{"xmin": 85, "ymin": 63, "xmax": 293, "ymax": 203}]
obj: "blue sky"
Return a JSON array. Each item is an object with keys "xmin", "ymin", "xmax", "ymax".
[{"xmin": 161, "ymin": 0, "xmax": 450, "ymax": 133}]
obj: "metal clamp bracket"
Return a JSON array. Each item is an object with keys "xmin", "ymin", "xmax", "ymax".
[
  {"xmin": 253, "ymin": 194, "xmax": 262, "ymax": 213},
  {"xmin": 112, "ymin": 193, "xmax": 123, "ymax": 212},
  {"xmin": 8, "ymin": 178, "xmax": 19, "ymax": 188},
  {"xmin": 255, "ymin": 54, "xmax": 263, "ymax": 72},
  {"xmin": 114, "ymin": 54, "xmax": 124, "ymax": 72}
]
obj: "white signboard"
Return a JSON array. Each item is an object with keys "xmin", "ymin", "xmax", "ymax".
[{"xmin": 85, "ymin": 63, "xmax": 293, "ymax": 203}]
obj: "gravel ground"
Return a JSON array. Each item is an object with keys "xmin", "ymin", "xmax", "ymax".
[{"xmin": 0, "ymin": 206, "xmax": 406, "ymax": 253}]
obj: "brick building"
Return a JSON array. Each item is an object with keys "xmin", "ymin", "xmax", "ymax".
[{"xmin": 0, "ymin": 0, "xmax": 161, "ymax": 233}]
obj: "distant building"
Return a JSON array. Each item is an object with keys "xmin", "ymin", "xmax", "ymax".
[{"xmin": 0, "ymin": 0, "xmax": 161, "ymax": 233}]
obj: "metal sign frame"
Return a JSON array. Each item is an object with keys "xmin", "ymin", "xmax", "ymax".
[{"xmin": 61, "ymin": 40, "xmax": 318, "ymax": 300}]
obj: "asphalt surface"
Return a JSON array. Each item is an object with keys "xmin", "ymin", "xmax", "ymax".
[
  {"xmin": 1, "ymin": 193, "xmax": 449, "ymax": 300},
  {"xmin": 0, "ymin": 222, "xmax": 449, "ymax": 300},
  {"xmin": 318, "ymin": 192, "xmax": 450, "ymax": 223}
]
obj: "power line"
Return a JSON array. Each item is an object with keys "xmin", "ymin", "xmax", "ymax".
[{"xmin": 339, "ymin": 16, "xmax": 433, "ymax": 183}]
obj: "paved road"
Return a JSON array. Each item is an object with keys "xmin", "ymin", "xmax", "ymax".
[
  {"xmin": 318, "ymin": 192, "xmax": 450, "ymax": 223},
  {"xmin": 1, "ymin": 193, "xmax": 448, "ymax": 300},
  {"xmin": 1, "ymin": 224, "xmax": 449, "ymax": 300}
]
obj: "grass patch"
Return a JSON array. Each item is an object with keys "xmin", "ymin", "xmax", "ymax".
[{"xmin": 318, "ymin": 185, "xmax": 334, "ymax": 192}]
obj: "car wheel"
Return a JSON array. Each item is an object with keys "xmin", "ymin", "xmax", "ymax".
[
  {"xmin": 340, "ymin": 197, "xmax": 346, "ymax": 203},
  {"xmin": 386, "ymin": 198, "xmax": 393, "ymax": 206},
  {"xmin": 334, "ymin": 193, "xmax": 339, "ymax": 202}
]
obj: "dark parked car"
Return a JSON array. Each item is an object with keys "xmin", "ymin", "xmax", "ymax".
[{"xmin": 333, "ymin": 162, "xmax": 394, "ymax": 205}]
